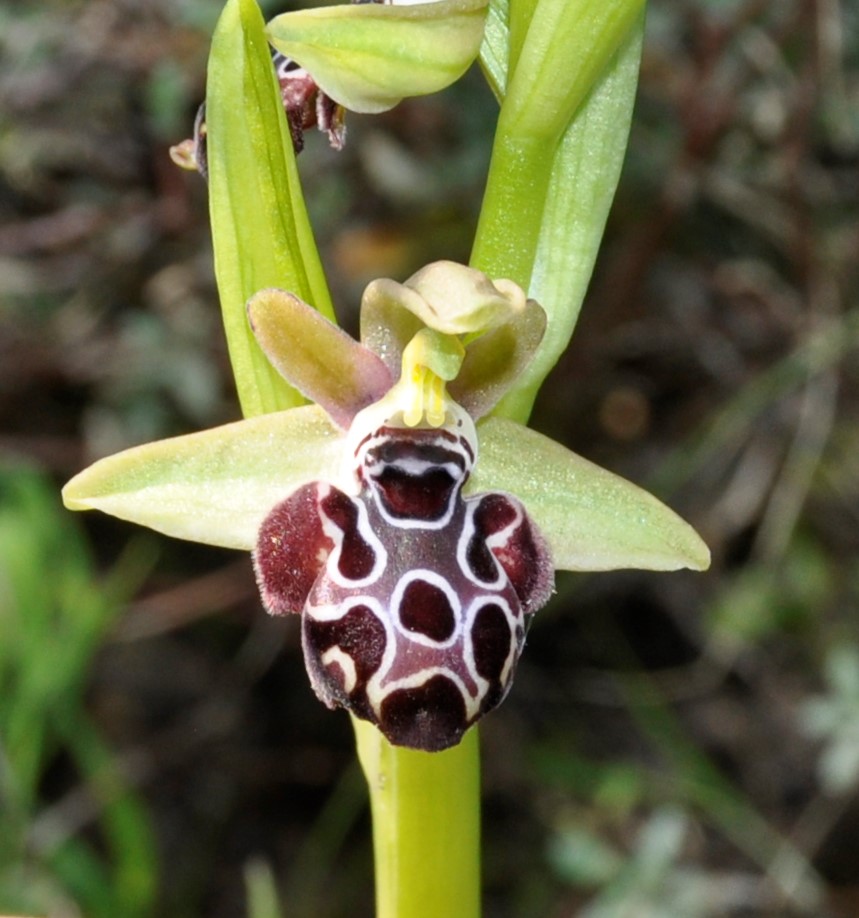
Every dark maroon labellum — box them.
[254,422,553,752]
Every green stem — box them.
[354,719,481,918]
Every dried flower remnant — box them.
[169,41,357,176]
[170,0,387,173]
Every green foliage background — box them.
[1,0,858,915]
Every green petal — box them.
[62,406,344,551]
[469,418,710,572]
[451,297,546,418]
[266,0,488,114]
[360,283,425,377]
[248,288,393,429]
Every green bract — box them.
[266,0,489,114]
[206,0,334,418]
[63,264,709,575]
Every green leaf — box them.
[266,0,489,114]
[469,418,711,572]
[206,0,334,418]
[478,0,508,100]
[62,406,344,551]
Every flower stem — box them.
[354,718,481,918]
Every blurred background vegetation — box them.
[1,0,858,915]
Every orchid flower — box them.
[63,0,704,910]
[63,261,709,753]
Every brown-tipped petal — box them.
[248,288,393,429]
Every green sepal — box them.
[62,406,344,551]
[248,288,393,429]
[469,418,711,572]
[266,0,489,114]
[206,0,335,419]
[60,406,710,572]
